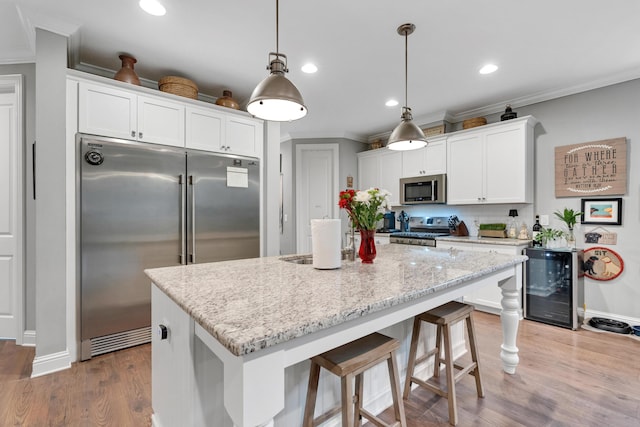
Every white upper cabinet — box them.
[401,137,446,177]
[357,151,379,191]
[378,150,402,206]
[357,148,402,206]
[78,82,137,141]
[137,95,185,147]
[185,106,225,152]
[78,82,185,147]
[76,77,263,157]
[225,115,263,158]
[446,116,537,205]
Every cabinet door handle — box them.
[139,132,143,139]
[131,130,136,137]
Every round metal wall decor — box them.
[582,247,624,281]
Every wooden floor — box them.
[1,312,639,426]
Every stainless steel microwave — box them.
[399,174,446,204]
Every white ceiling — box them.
[3,0,640,141]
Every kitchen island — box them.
[146,244,526,427]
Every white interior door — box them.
[0,77,23,340]
[295,144,339,254]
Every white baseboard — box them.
[31,349,72,378]
[582,308,640,327]
[22,330,36,347]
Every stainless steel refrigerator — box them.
[77,134,260,360]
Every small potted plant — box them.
[535,228,564,249]
[553,208,582,248]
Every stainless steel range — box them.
[390,216,450,247]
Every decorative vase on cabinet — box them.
[358,230,377,264]
[114,54,141,86]
[215,90,240,110]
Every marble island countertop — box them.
[145,244,527,357]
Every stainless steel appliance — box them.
[77,134,260,360]
[399,173,446,205]
[523,248,584,330]
[389,216,450,247]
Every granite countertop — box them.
[437,235,533,246]
[145,245,527,357]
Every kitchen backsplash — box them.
[388,203,535,237]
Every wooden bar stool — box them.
[403,301,484,426]
[303,332,407,427]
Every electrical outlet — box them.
[540,214,549,226]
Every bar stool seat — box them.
[403,301,484,426]
[303,332,407,427]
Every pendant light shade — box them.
[247,53,307,121]
[247,0,307,122]
[387,23,427,151]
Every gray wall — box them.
[0,63,36,331]
[34,29,68,356]
[516,80,640,320]
[280,138,366,255]
[408,80,640,321]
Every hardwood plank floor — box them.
[1,312,639,426]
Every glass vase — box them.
[567,227,576,249]
[358,229,376,264]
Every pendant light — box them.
[387,23,427,151]
[247,0,307,121]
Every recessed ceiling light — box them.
[385,99,399,107]
[479,64,498,74]
[301,63,318,74]
[139,0,166,16]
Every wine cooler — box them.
[523,248,584,330]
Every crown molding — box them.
[450,68,640,122]
[286,130,367,143]
[72,62,218,104]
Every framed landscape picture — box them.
[581,198,622,225]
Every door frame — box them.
[0,74,24,343]
[295,143,339,253]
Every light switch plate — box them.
[540,214,550,226]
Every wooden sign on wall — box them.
[555,137,627,197]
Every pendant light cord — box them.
[404,28,408,110]
[275,0,279,55]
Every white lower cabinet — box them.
[438,240,529,315]
[353,233,390,249]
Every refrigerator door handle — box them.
[179,174,186,265]
[189,175,195,263]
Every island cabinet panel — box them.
[357,149,402,206]
[446,116,536,205]
[439,239,529,316]
[401,137,447,178]
[151,286,234,427]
